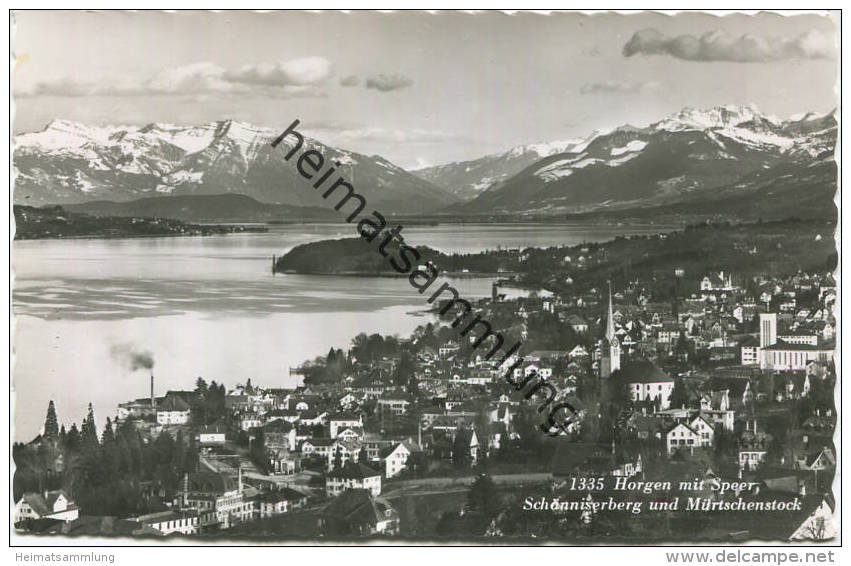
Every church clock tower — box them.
[600,282,621,379]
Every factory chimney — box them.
[151,374,156,409]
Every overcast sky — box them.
[12,10,839,168]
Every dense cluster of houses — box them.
[14,266,836,539]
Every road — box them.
[382,472,553,499]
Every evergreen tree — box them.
[76,404,103,486]
[101,418,119,478]
[80,403,98,446]
[357,446,369,464]
[467,474,500,516]
[333,446,343,470]
[669,377,689,409]
[43,400,59,441]
[453,430,471,469]
[65,423,81,452]
[101,417,115,445]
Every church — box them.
[599,283,621,379]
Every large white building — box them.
[760,342,834,371]
[135,510,200,535]
[760,313,777,348]
[615,361,675,410]
[756,311,832,371]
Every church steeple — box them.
[605,281,616,342]
[600,281,621,379]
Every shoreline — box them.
[273,269,515,278]
[13,226,269,242]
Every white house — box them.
[689,415,715,446]
[255,491,293,519]
[198,423,227,445]
[240,413,263,431]
[336,427,364,442]
[666,421,712,455]
[156,394,191,425]
[329,412,363,438]
[381,441,420,479]
[513,363,552,381]
[326,462,382,497]
[739,448,768,472]
[14,490,79,523]
[377,395,411,416]
[568,345,589,359]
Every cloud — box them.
[409,157,432,170]
[16,57,332,98]
[623,28,835,62]
[365,73,413,92]
[339,75,360,87]
[304,122,463,145]
[579,80,661,94]
[225,57,332,86]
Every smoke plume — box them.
[110,343,155,372]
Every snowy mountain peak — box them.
[508,138,592,159]
[13,119,457,213]
[654,104,778,132]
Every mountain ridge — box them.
[13,118,459,215]
[443,105,836,218]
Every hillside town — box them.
[14,257,837,540]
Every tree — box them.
[101,418,119,478]
[453,430,471,469]
[674,331,693,363]
[80,403,98,447]
[101,417,115,445]
[467,474,500,516]
[43,400,59,441]
[332,446,343,470]
[669,377,689,410]
[394,352,415,387]
[65,423,81,452]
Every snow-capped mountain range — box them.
[13,119,457,214]
[412,137,597,201]
[441,104,836,216]
[13,105,837,220]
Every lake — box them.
[12,222,672,440]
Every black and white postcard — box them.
[9,9,841,551]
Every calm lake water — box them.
[12,222,672,440]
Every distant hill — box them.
[65,193,338,223]
[14,119,458,214]
[276,218,837,296]
[275,236,521,275]
[13,204,266,240]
